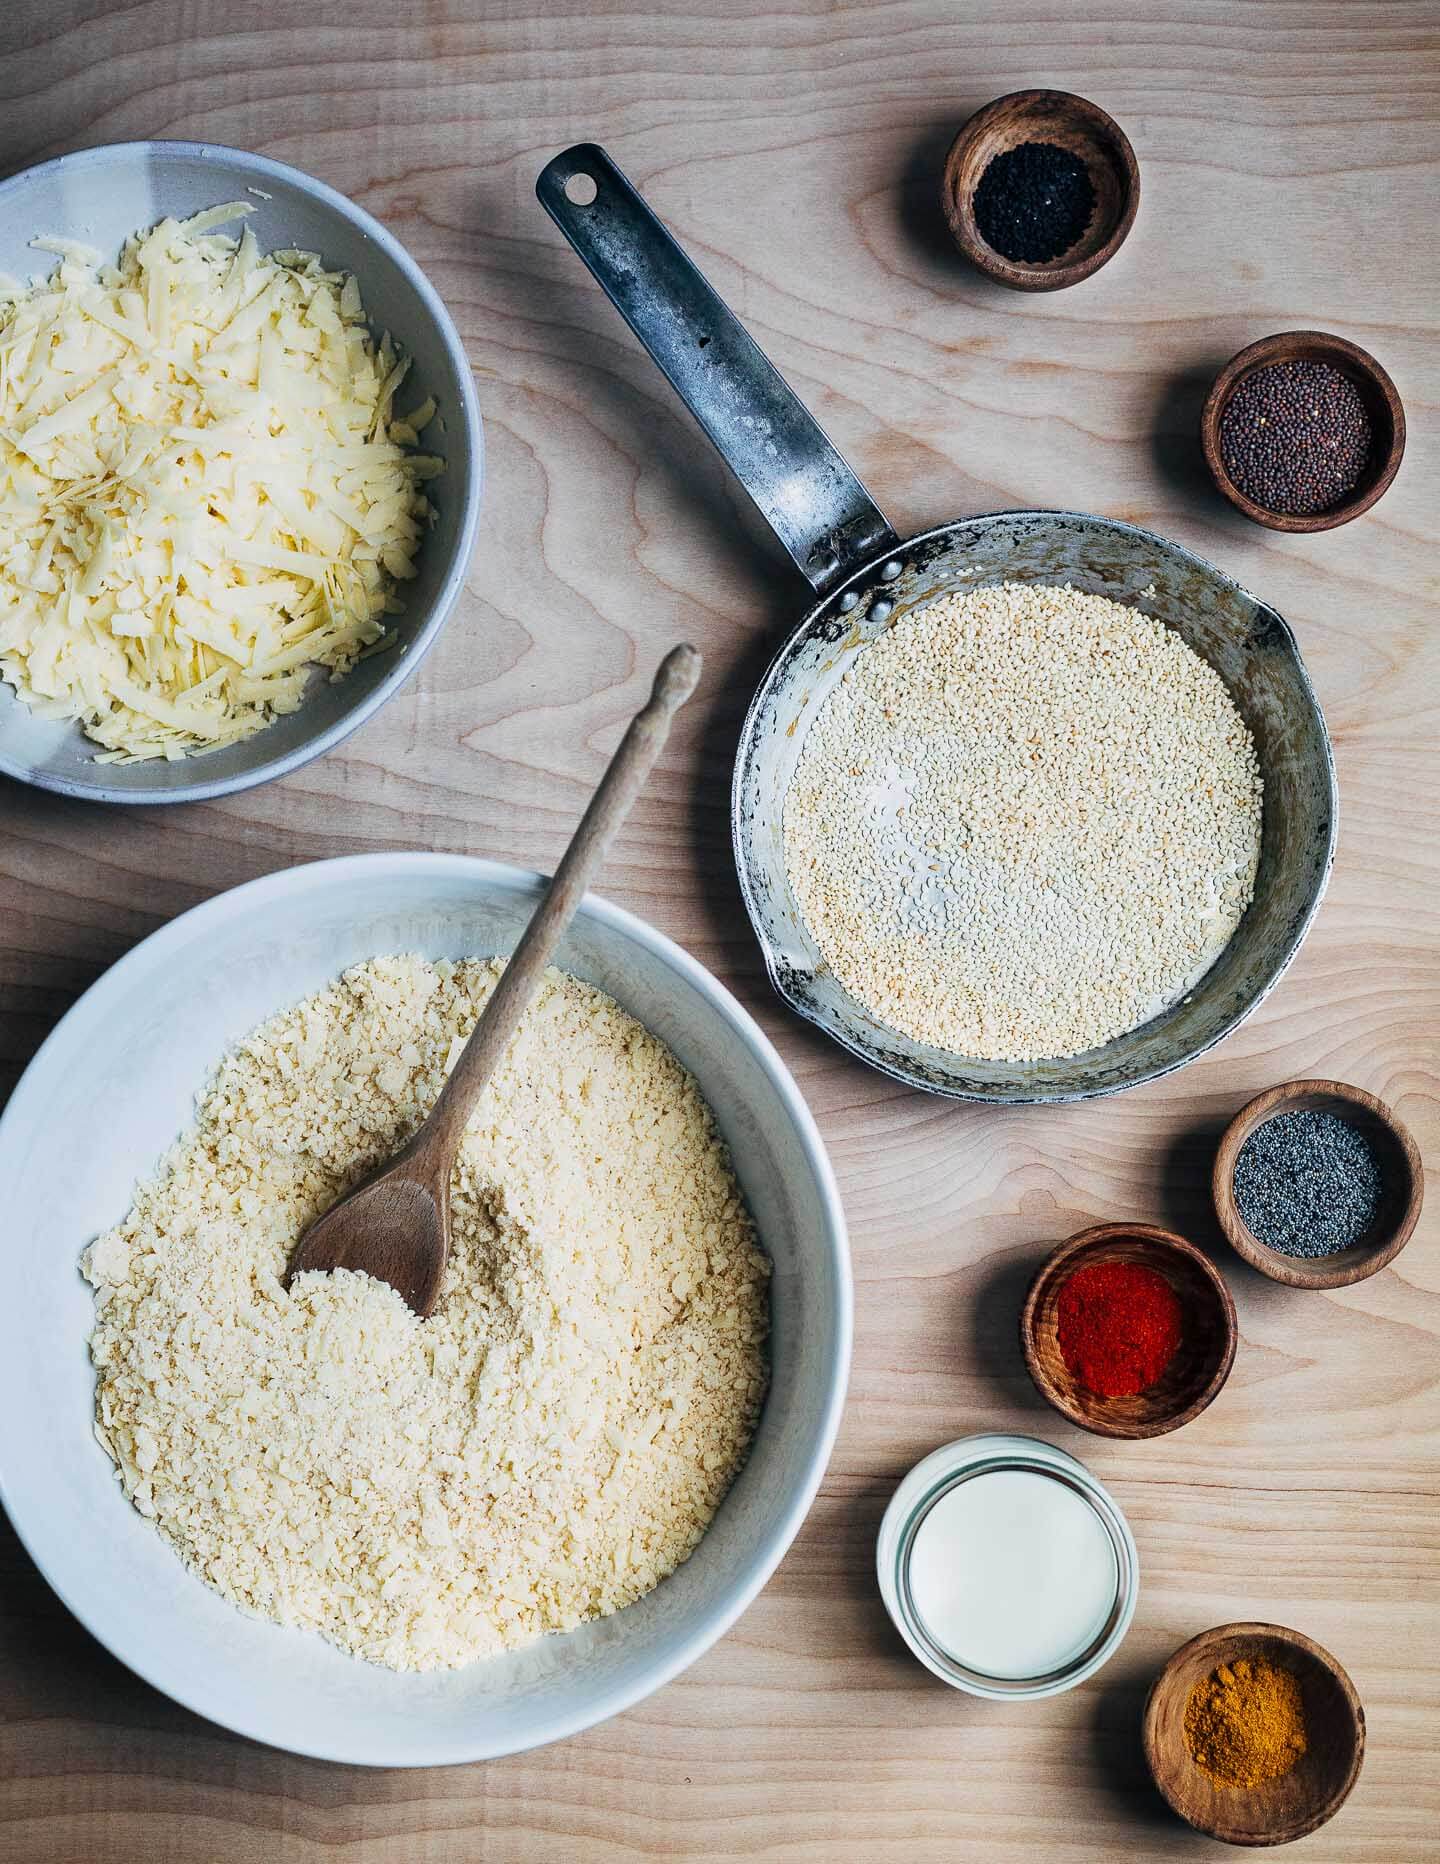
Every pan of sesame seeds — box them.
[539,144,1339,1101]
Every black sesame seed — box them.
[972,142,1096,266]
[1232,1109,1384,1258]
[1219,360,1372,516]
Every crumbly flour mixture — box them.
[83,958,769,1672]
[784,583,1263,1062]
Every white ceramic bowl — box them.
[0,142,484,804]
[0,854,851,1764]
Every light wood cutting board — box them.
[0,1,1435,1858]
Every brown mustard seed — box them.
[1219,359,1372,516]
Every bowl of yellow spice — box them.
[1143,1621,1365,1846]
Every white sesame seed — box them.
[783,583,1263,1063]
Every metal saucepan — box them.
[537,144,1337,1103]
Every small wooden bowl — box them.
[941,89,1139,291]
[1020,1223,1236,1439]
[1200,332,1405,532]
[1144,1622,1365,1847]
[1213,1078,1423,1290]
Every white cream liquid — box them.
[908,1469,1119,1679]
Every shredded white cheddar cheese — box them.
[0,204,443,761]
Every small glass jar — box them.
[877,1432,1138,1699]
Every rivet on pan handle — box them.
[537,143,900,598]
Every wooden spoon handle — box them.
[418,644,702,1162]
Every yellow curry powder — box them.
[1184,1657,1308,1788]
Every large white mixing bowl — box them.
[0,854,850,1765]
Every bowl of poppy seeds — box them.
[1214,1079,1424,1289]
[1021,1223,1237,1439]
[941,90,1139,291]
[1201,331,1406,532]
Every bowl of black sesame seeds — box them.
[941,89,1139,292]
[1201,331,1406,533]
[1213,1079,1423,1289]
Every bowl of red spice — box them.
[1200,331,1405,533]
[1143,1621,1365,1846]
[1021,1223,1237,1440]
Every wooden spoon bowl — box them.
[1213,1078,1423,1289]
[941,89,1139,291]
[1200,331,1405,532]
[1144,1622,1365,1847]
[1021,1223,1236,1439]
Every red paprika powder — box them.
[1055,1260,1184,1397]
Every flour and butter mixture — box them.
[83,958,769,1672]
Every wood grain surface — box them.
[1,2,1436,1858]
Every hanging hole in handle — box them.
[564,172,598,207]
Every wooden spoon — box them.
[287,643,702,1315]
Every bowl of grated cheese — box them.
[0,853,851,1764]
[0,141,482,802]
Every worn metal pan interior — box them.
[732,510,1336,1102]
[539,144,1337,1103]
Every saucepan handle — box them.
[537,143,900,598]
